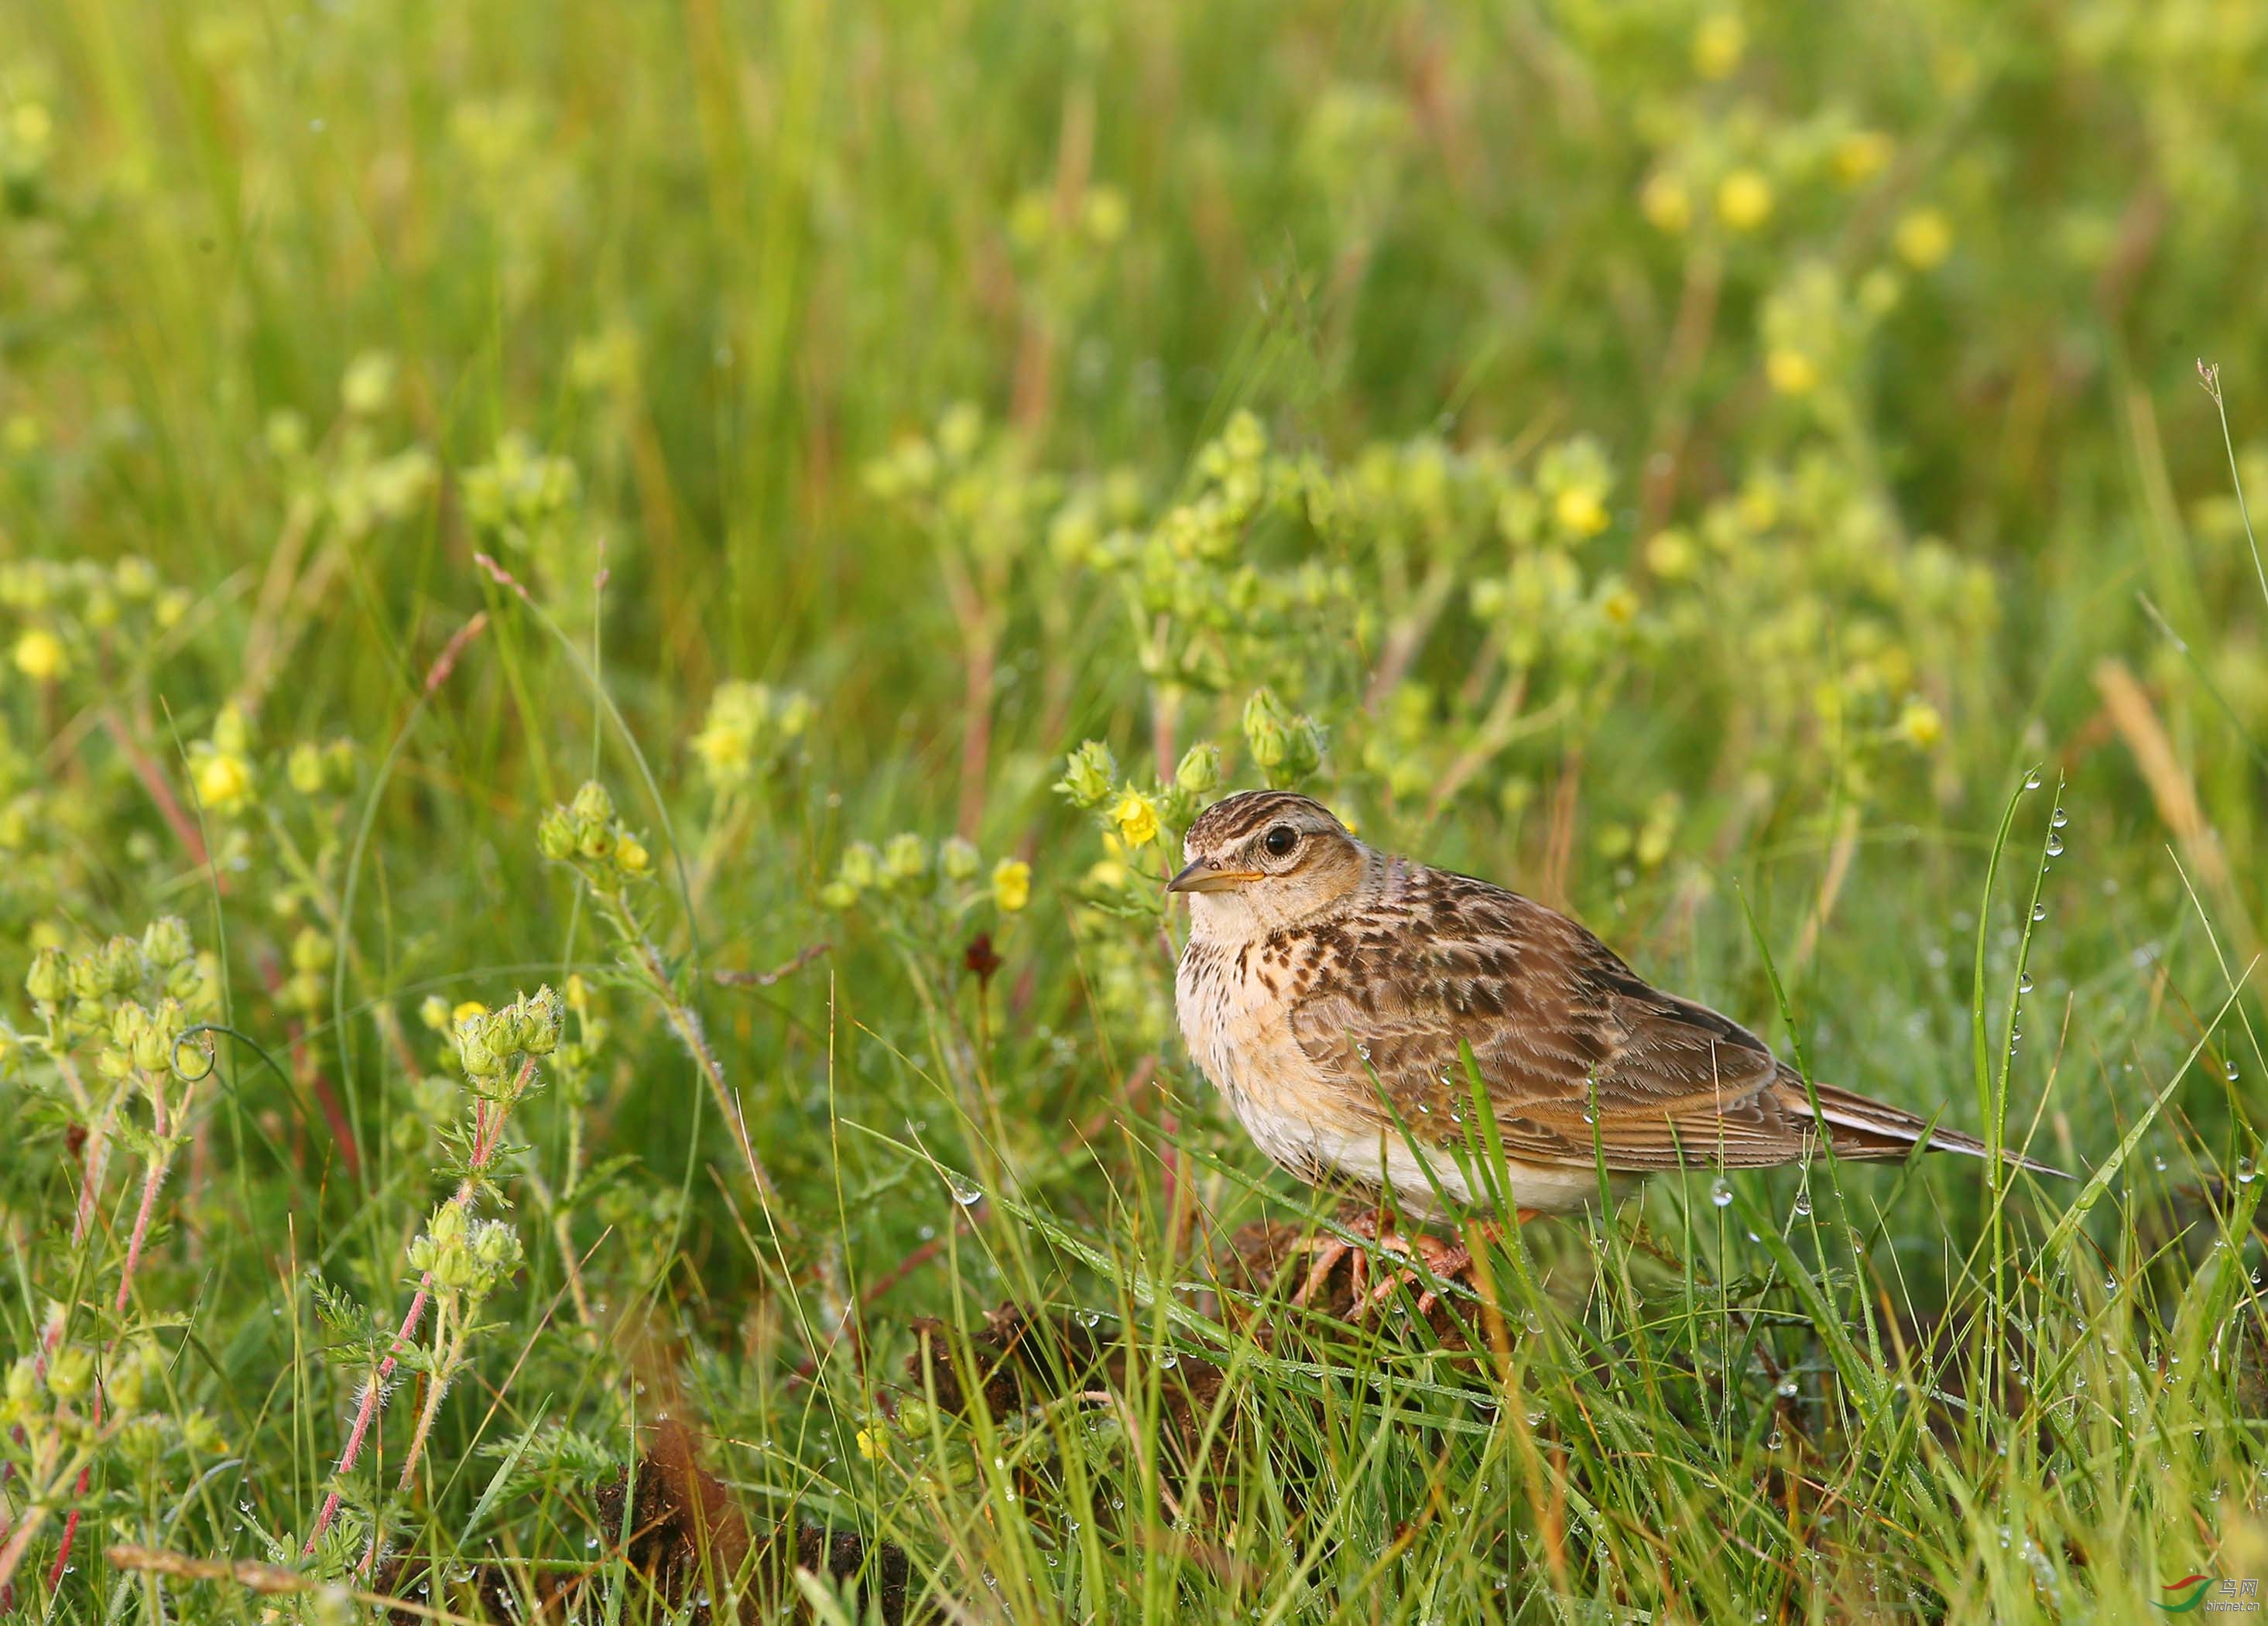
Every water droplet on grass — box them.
[947,1173,983,1206]
[2240,1156,2259,1185]
[1792,1191,1812,1218]
[1711,1178,1733,1207]
[2020,973,2033,993]
[2047,834,2064,857]
[2024,770,2043,790]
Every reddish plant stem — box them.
[300,1057,531,1556]
[115,1072,172,1314]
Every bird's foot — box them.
[1364,1210,1544,1318]
[1358,1231,1471,1319]
[1290,1207,1389,1306]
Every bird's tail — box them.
[1782,1078,2069,1178]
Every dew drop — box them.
[2024,770,2043,790]
[2032,904,2047,922]
[2228,1059,2242,1083]
[1711,1177,1733,1208]
[947,1173,983,1207]
[2046,833,2064,857]
[1776,1376,1799,1397]
[2240,1156,2259,1186]
[1792,1191,1813,1219]
[1766,1430,1784,1449]
[2020,973,2033,994]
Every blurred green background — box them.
[5,0,2268,1617]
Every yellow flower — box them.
[1600,583,1641,625]
[1716,169,1774,231]
[1639,173,1692,235]
[1833,130,1895,185]
[1083,186,1129,245]
[1893,208,1953,269]
[1893,699,1944,749]
[452,1001,488,1024]
[1766,348,1820,396]
[991,858,1033,913]
[12,628,65,681]
[191,751,253,812]
[1553,487,1610,538]
[1644,529,1698,580]
[1692,12,1746,78]
[1111,791,1160,849]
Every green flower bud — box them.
[103,935,143,994]
[287,742,327,796]
[70,951,111,1002]
[181,1410,225,1455]
[291,926,335,974]
[428,1200,468,1248]
[26,947,67,1007]
[838,841,880,891]
[569,780,616,827]
[883,833,929,883]
[819,880,858,911]
[48,1345,94,1402]
[473,1220,523,1272]
[536,810,576,861]
[1053,740,1117,808]
[420,994,451,1032]
[1242,686,1324,786]
[576,820,615,863]
[455,1017,502,1079]
[132,1015,171,1074]
[1174,742,1222,796]
[519,985,564,1056]
[108,1347,151,1415]
[940,837,982,881]
[5,1355,39,1409]
[141,916,194,970]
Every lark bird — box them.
[1170,789,2062,1301]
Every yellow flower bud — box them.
[192,751,254,812]
[1716,169,1774,231]
[1893,207,1953,269]
[12,628,66,681]
[1766,349,1820,396]
[1833,130,1895,185]
[1691,12,1745,78]
[991,858,1033,914]
[1639,173,1692,235]
[1554,487,1610,538]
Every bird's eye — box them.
[1262,825,1298,857]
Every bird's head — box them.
[1167,790,1368,937]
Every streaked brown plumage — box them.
[1170,789,2061,1227]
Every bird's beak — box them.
[1166,858,1261,895]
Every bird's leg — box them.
[1395,1210,1543,1317]
[1291,1206,1388,1306]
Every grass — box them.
[3,0,2268,1619]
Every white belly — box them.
[1176,941,1609,1218]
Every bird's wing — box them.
[1286,869,1812,1172]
